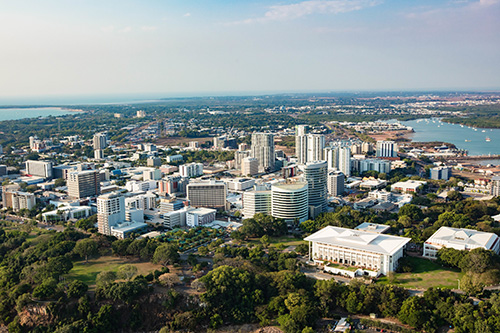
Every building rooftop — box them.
[111,221,147,233]
[355,222,390,234]
[425,227,498,249]
[272,182,308,191]
[304,226,411,256]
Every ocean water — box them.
[399,118,500,156]
[0,108,74,121]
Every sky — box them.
[0,0,499,100]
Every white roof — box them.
[392,180,426,190]
[355,222,390,234]
[425,227,498,250]
[304,226,411,256]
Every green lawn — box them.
[67,255,162,287]
[247,235,305,247]
[377,257,464,289]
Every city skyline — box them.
[1,0,499,99]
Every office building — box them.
[2,188,36,212]
[376,141,398,158]
[391,180,426,193]
[271,182,308,224]
[125,192,156,211]
[302,161,328,218]
[162,206,193,229]
[125,180,157,193]
[25,160,53,178]
[158,176,189,196]
[67,170,101,199]
[166,154,183,163]
[492,176,500,197]
[179,163,203,178]
[147,157,162,167]
[159,197,186,214]
[430,166,452,181]
[305,226,411,277]
[241,157,259,176]
[328,171,344,196]
[423,227,500,258]
[251,133,275,173]
[186,208,217,227]
[143,168,162,181]
[187,180,227,210]
[324,146,338,170]
[226,178,255,192]
[97,192,126,235]
[242,189,272,219]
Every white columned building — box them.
[305,226,411,277]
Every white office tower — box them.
[338,147,351,177]
[179,163,204,178]
[376,141,398,158]
[25,160,53,178]
[307,134,325,162]
[242,189,272,219]
[328,171,345,196]
[491,176,500,197]
[187,180,227,210]
[97,192,125,235]
[271,182,308,224]
[251,133,275,173]
[241,157,259,176]
[302,161,328,218]
[295,125,308,164]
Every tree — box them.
[117,264,138,281]
[398,297,429,329]
[54,178,66,187]
[198,246,209,256]
[153,244,180,266]
[67,280,88,298]
[73,238,98,263]
[96,271,117,286]
[158,273,181,288]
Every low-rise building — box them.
[186,208,217,227]
[391,180,426,193]
[305,225,411,277]
[423,227,500,258]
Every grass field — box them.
[377,257,464,289]
[67,255,162,287]
[247,235,305,248]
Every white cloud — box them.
[232,0,380,24]
[121,26,132,33]
[183,12,191,17]
[141,26,157,32]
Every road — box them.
[3,214,65,232]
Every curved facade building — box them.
[271,182,308,223]
[302,161,328,217]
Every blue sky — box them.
[0,0,499,98]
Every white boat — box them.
[486,137,491,142]
[482,130,486,133]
